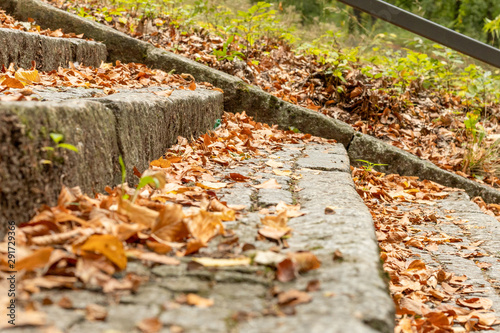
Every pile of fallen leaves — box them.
[46,0,500,188]
[0,112,325,327]
[0,9,85,38]
[0,61,219,101]
[353,167,500,332]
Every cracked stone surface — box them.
[391,191,500,331]
[5,142,395,333]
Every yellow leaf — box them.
[80,235,127,270]
[273,169,292,176]
[15,69,40,84]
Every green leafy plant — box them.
[131,175,161,203]
[461,111,500,176]
[356,159,388,180]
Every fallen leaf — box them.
[152,204,188,242]
[277,289,312,306]
[253,179,282,189]
[457,298,493,310]
[191,257,251,267]
[85,304,108,321]
[266,159,284,168]
[276,258,297,282]
[80,234,127,270]
[186,293,213,307]
[288,252,321,272]
[136,317,162,333]
[16,247,53,272]
[196,181,227,190]
[273,169,292,176]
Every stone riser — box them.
[0,27,107,70]
[0,89,223,234]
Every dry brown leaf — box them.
[137,317,163,333]
[118,199,159,227]
[191,257,250,267]
[288,252,321,273]
[277,289,312,306]
[152,204,188,242]
[186,293,213,307]
[85,304,108,321]
[276,258,297,282]
[456,298,493,310]
[16,247,53,272]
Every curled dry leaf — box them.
[151,204,188,242]
[456,298,493,310]
[277,289,312,306]
[288,252,321,273]
[85,304,108,321]
[136,317,163,333]
[118,199,159,228]
[276,258,297,282]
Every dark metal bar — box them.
[337,0,500,68]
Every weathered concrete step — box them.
[0,27,106,70]
[6,142,394,333]
[3,0,500,203]
[0,88,223,235]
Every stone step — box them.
[6,142,395,333]
[0,27,106,70]
[3,0,499,203]
[0,87,223,234]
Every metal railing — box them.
[337,0,500,69]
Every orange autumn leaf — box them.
[186,293,213,307]
[16,247,53,272]
[136,317,162,333]
[15,69,41,84]
[229,173,250,182]
[80,235,127,270]
[406,259,426,271]
[188,81,196,90]
[186,210,225,244]
[1,76,24,88]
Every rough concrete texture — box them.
[0,28,107,70]
[394,191,500,325]
[4,0,499,205]
[5,143,394,333]
[348,133,500,203]
[0,88,223,234]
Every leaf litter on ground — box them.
[46,0,500,188]
[352,166,500,332]
[0,112,326,329]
